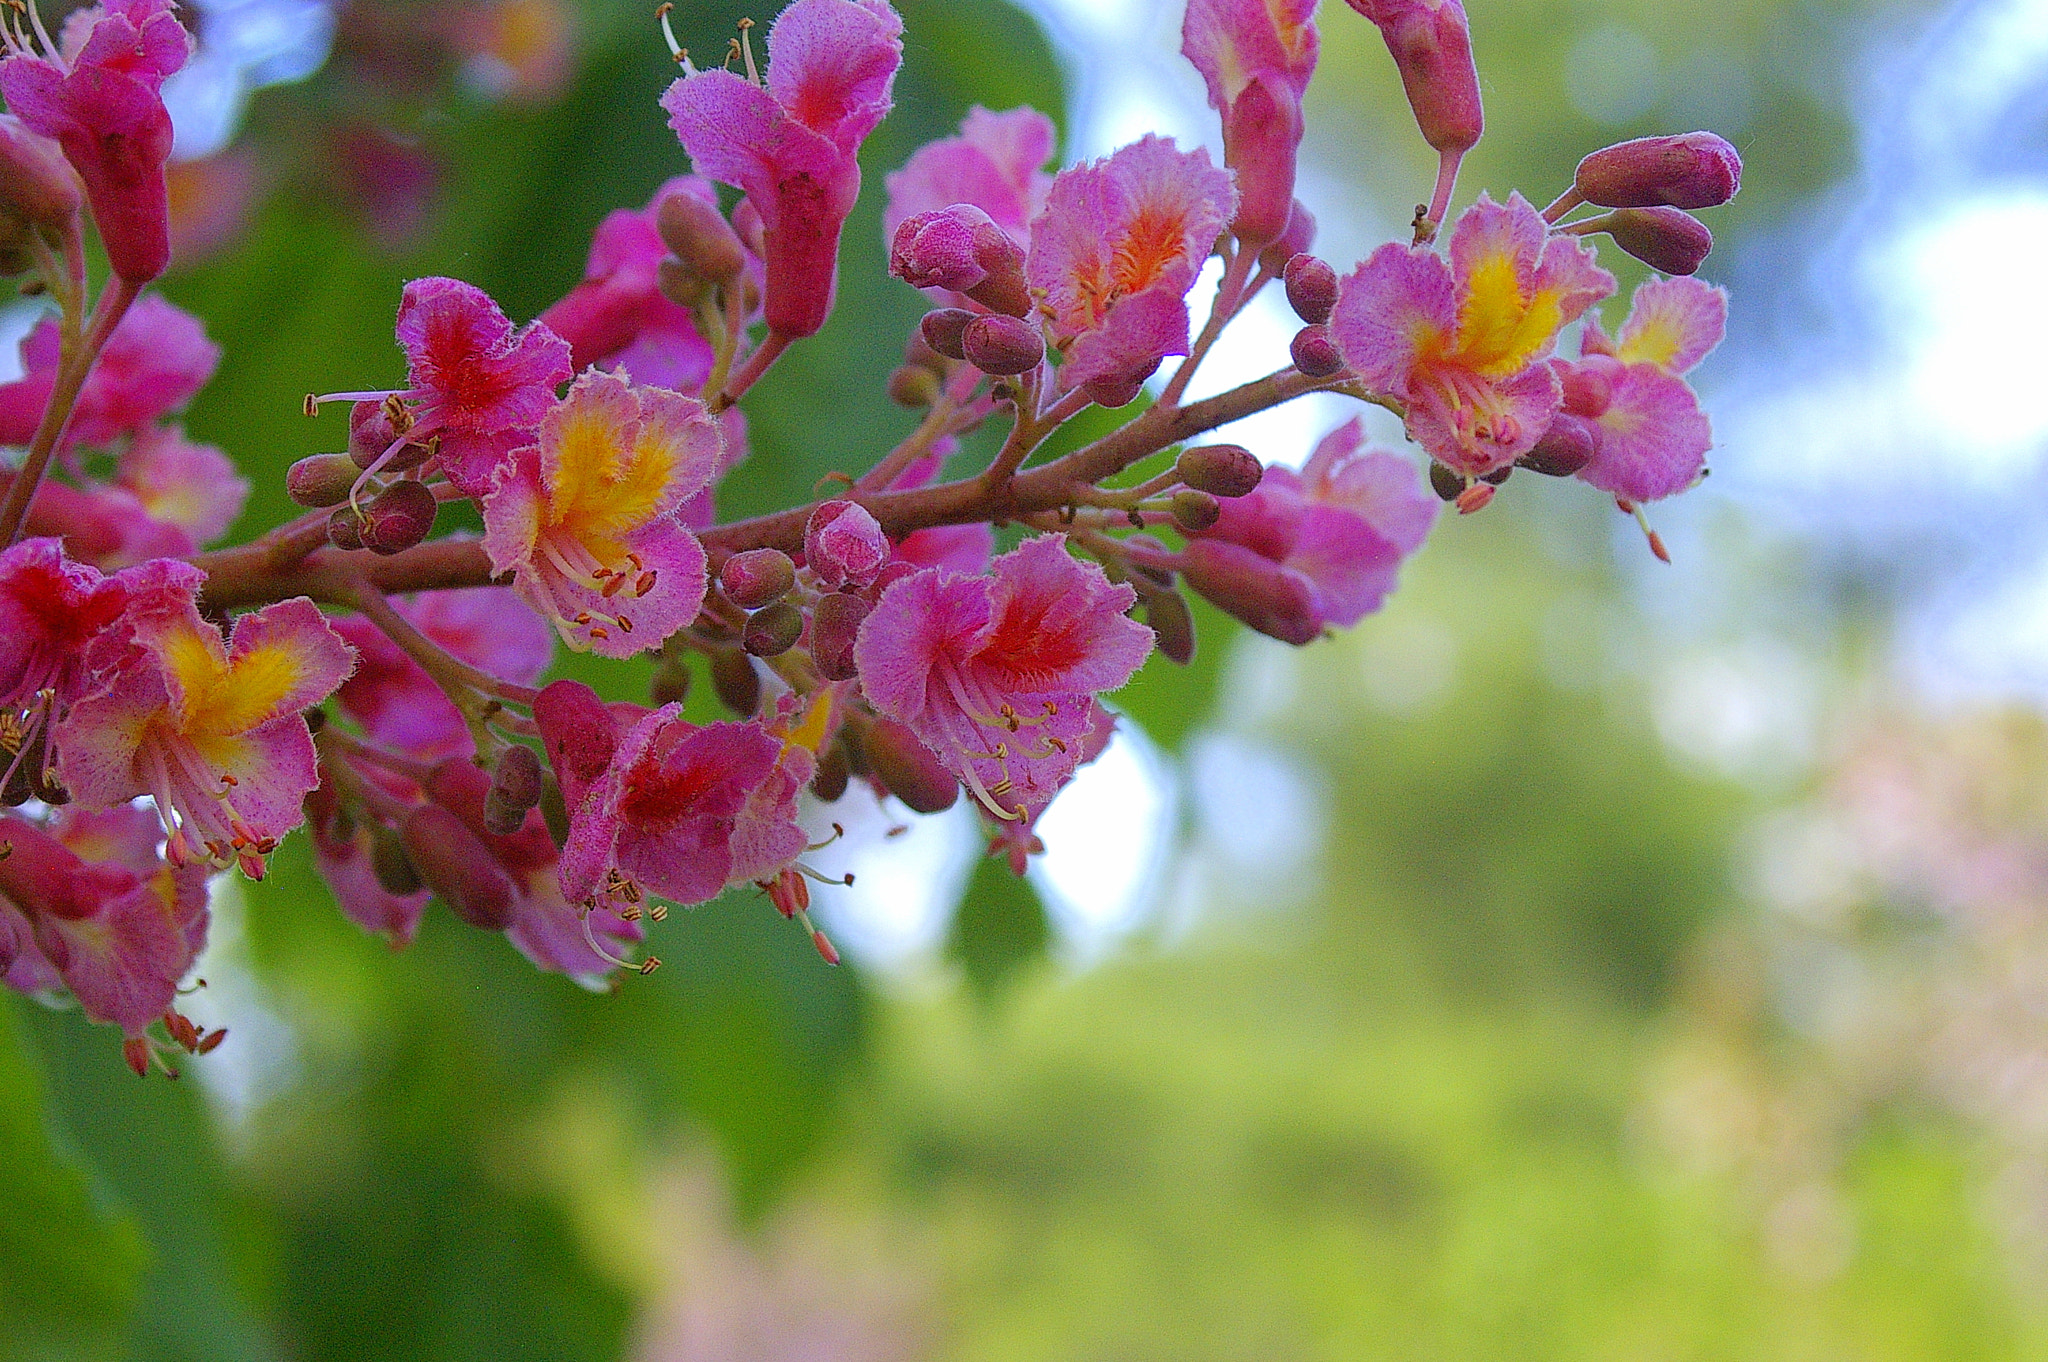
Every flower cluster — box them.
[0,0,1738,1072]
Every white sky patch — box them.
[1186,731,1324,909]
[1030,719,1179,955]
[186,876,299,1132]
[161,0,335,161]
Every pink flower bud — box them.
[805,500,890,590]
[861,716,959,814]
[742,600,805,657]
[349,400,431,472]
[286,453,360,507]
[1283,253,1338,325]
[1140,584,1197,665]
[811,591,870,682]
[961,313,1045,376]
[327,506,366,550]
[533,678,620,805]
[1177,443,1264,498]
[1519,413,1597,477]
[1598,206,1714,276]
[890,204,1030,317]
[709,647,760,717]
[360,479,439,555]
[401,805,516,929]
[0,115,78,234]
[1346,0,1484,158]
[483,745,545,836]
[920,307,975,361]
[1180,538,1321,646]
[1290,323,1346,377]
[1574,132,1741,210]
[811,741,851,802]
[1258,199,1317,275]
[719,547,796,609]
[654,187,747,285]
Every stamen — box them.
[655,2,686,62]
[1617,498,1671,563]
[736,16,761,84]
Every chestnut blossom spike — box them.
[0,0,192,281]
[57,593,356,877]
[1181,0,1318,246]
[853,534,1153,823]
[1328,191,1614,478]
[662,0,904,340]
[1026,135,1237,402]
[481,367,719,658]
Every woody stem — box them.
[0,273,140,547]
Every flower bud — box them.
[1518,413,1598,477]
[1289,324,1346,377]
[1170,488,1221,533]
[1259,199,1318,276]
[920,307,975,361]
[719,547,796,609]
[360,479,439,555]
[709,647,761,716]
[327,506,366,551]
[286,452,360,507]
[1574,132,1741,210]
[657,257,710,309]
[1282,254,1338,325]
[861,717,959,813]
[1177,443,1264,498]
[349,400,431,472]
[811,591,869,682]
[961,314,1045,376]
[890,204,1031,316]
[1346,0,1484,158]
[483,744,545,835]
[649,652,692,706]
[1141,584,1196,665]
[655,188,748,285]
[805,500,890,590]
[1428,461,1464,501]
[370,823,423,896]
[0,116,78,235]
[1597,206,1714,276]
[742,600,805,657]
[810,739,851,802]
[401,805,516,930]
[888,363,941,407]
[1180,539,1321,646]
[903,327,946,373]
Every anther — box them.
[302,393,319,417]
[639,956,662,975]
[736,16,760,83]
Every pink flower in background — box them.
[557,707,813,909]
[1182,419,1438,643]
[1182,0,1319,246]
[332,587,554,762]
[116,426,248,548]
[1553,274,1726,501]
[305,772,431,947]
[539,177,726,390]
[383,276,572,498]
[854,534,1153,822]
[884,104,1055,250]
[1027,135,1236,403]
[0,293,219,447]
[1330,191,1613,477]
[0,806,209,1035]
[481,368,719,657]
[662,0,903,340]
[58,594,356,877]
[0,0,193,282]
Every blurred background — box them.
[11,0,2048,1355]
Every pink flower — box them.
[113,424,248,548]
[332,586,554,762]
[1027,135,1237,404]
[853,534,1153,822]
[1181,0,1318,246]
[0,536,134,712]
[0,0,193,282]
[538,177,724,390]
[305,770,430,946]
[0,805,209,1035]
[481,368,719,658]
[1180,419,1438,643]
[1552,274,1726,502]
[552,700,814,910]
[883,105,1055,251]
[375,276,572,498]
[662,0,903,340]
[58,593,356,877]
[1329,191,1613,478]
[0,293,219,446]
